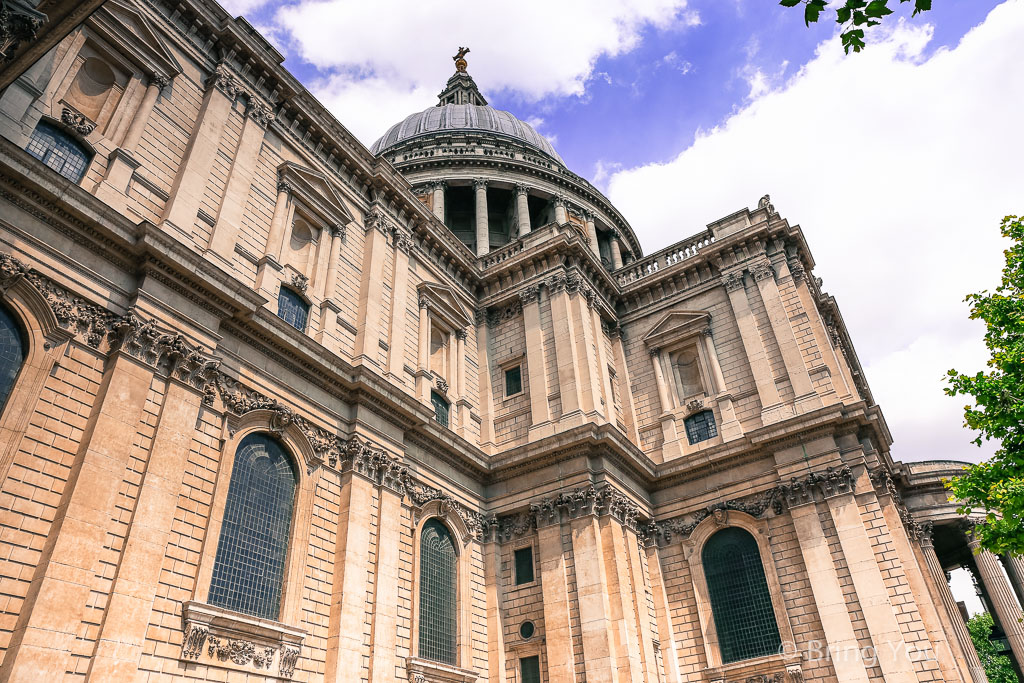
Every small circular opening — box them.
[519,620,535,640]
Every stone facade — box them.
[0,3,1009,683]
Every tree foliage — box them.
[967,611,1019,683]
[778,0,933,53]
[946,216,1024,556]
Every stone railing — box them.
[615,230,715,287]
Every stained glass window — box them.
[431,390,449,428]
[277,286,309,331]
[25,122,92,183]
[520,655,541,683]
[418,519,457,664]
[209,433,296,621]
[0,306,24,413]
[702,527,781,663]
[685,409,718,444]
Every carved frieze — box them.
[404,473,487,543]
[529,482,644,531]
[0,0,45,61]
[60,107,95,136]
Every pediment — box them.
[417,282,472,331]
[643,310,711,348]
[279,162,354,228]
[90,0,181,79]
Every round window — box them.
[519,620,535,640]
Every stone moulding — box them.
[179,601,305,679]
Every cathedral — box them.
[0,1,1020,682]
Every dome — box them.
[370,102,564,165]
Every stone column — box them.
[971,538,1024,669]
[326,470,376,683]
[548,275,583,419]
[1002,554,1024,609]
[0,353,155,683]
[701,327,742,440]
[590,304,613,423]
[584,210,601,258]
[788,500,872,683]
[208,101,274,262]
[623,529,661,683]
[354,215,389,368]
[646,544,683,683]
[474,178,489,257]
[750,259,821,414]
[610,327,641,444]
[553,195,568,225]
[609,230,624,270]
[515,183,531,236]
[85,379,207,682]
[571,514,620,683]
[475,311,495,448]
[824,489,918,682]
[520,286,551,432]
[453,329,467,435]
[920,536,988,683]
[537,522,575,683]
[162,66,238,234]
[650,348,679,445]
[723,271,785,423]
[417,300,431,402]
[483,536,508,683]
[322,225,345,301]
[368,483,404,683]
[572,288,603,420]
[431,181,445,221]
[386,229,411,381]
[598,517,648,682]
[266,181,294,262]
[95,76,169,203]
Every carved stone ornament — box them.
[61,107,95,136]
[723,271,745,292]
[392,226,415,254]
[207,62,242,99]
[472,177,488,192]
[365,205,393,234]
[0,0,45,62]
[642,489,784,547]
[181,623,209,660]
[247,99,276,128]
[151,74,171,91]
[517,284,540,305]
[435,376,449,394]
[787,256,806,282]
[685,398,704,415]
[277,180,293,196]
[290,273,309,293]
[280,646,300,678]
[751,259,775,282]
[404,474,489,543]
[758,193,775,214]
[330,223,348,242]
[529,483,644,532]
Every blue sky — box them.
[223,0,1024,470]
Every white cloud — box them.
[607,2,1024,463]
[275,0,694,144]
[219,0,270,16]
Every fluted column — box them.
[322,225,345,301]
[971,537,1024,669]
[609,229,624,270]
[266,181,293,261]
[515,183,531,236]
[431,181,445,221]
[920,535,988,683]
[474,178,489,257]
[1002,554,1024,609]
[584,210,600,258]
[553,195,568,225]
[316,224,346,345]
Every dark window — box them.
[277,286,309,331]
[702,527,782,663]
[684,409,718,444]
[0,306,25,413]
[505,365,522,397]
[25,121,92,182]
[208,433,296,620]
[418,519,457,664]
[431,390,449,428]
[520,655,541,683]
[514,546,534,585]
[519,620,535,640]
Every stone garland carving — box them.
[290,273,309,293]
[206,62,277,123]
[435,376,449,394]
[528,483,644,531]
[181,623,209,660]
[403,472,488,542]
[868,467,933,542]
[207,63,242,99]
[60,107,95,136]
[0,1,44,61]
[247,99,276,128]
[347,437,407,494]
[787,256,806,282]
[280,645,301,678]
[517,284,540,306]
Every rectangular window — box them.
[520,655,541,683]
[514,546,534,585]
[505,365,522,397]
[685,409,718,445]
[277,286,309,331]
[431,390,450,429]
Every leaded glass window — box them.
[431,390,449,428]
[685,409,718,444]
[0,306,24,413]
[702,527,781,663]
[277,286,309,331]
[209,433,296,620]
[25,122,92,182]
[418,519,457,664]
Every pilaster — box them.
[536,522,574,683]
[547,274,583,422]
[354,209,390,368]
[571,514,620,683]
[387,228,412,383]
[519,286,551,431]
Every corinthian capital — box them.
[207,63,241,99]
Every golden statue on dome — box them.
[453,47,469,73]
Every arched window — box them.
[418,518,457,664]
[209,433,296,620]
[0,305,25,413]
[702,527,781,663]
[277,286,309,331]
[25,121,92,183]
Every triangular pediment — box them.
[90,0,181,79]
[279,163,355,228]
[643,310,711,348]
[417,282,473,330]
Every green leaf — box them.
[779,0,802,6]
[865,0,894,17]
[804,0,827,25]
[837,7,852,22]
[841,28,866,53]
[913,0,932,15]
